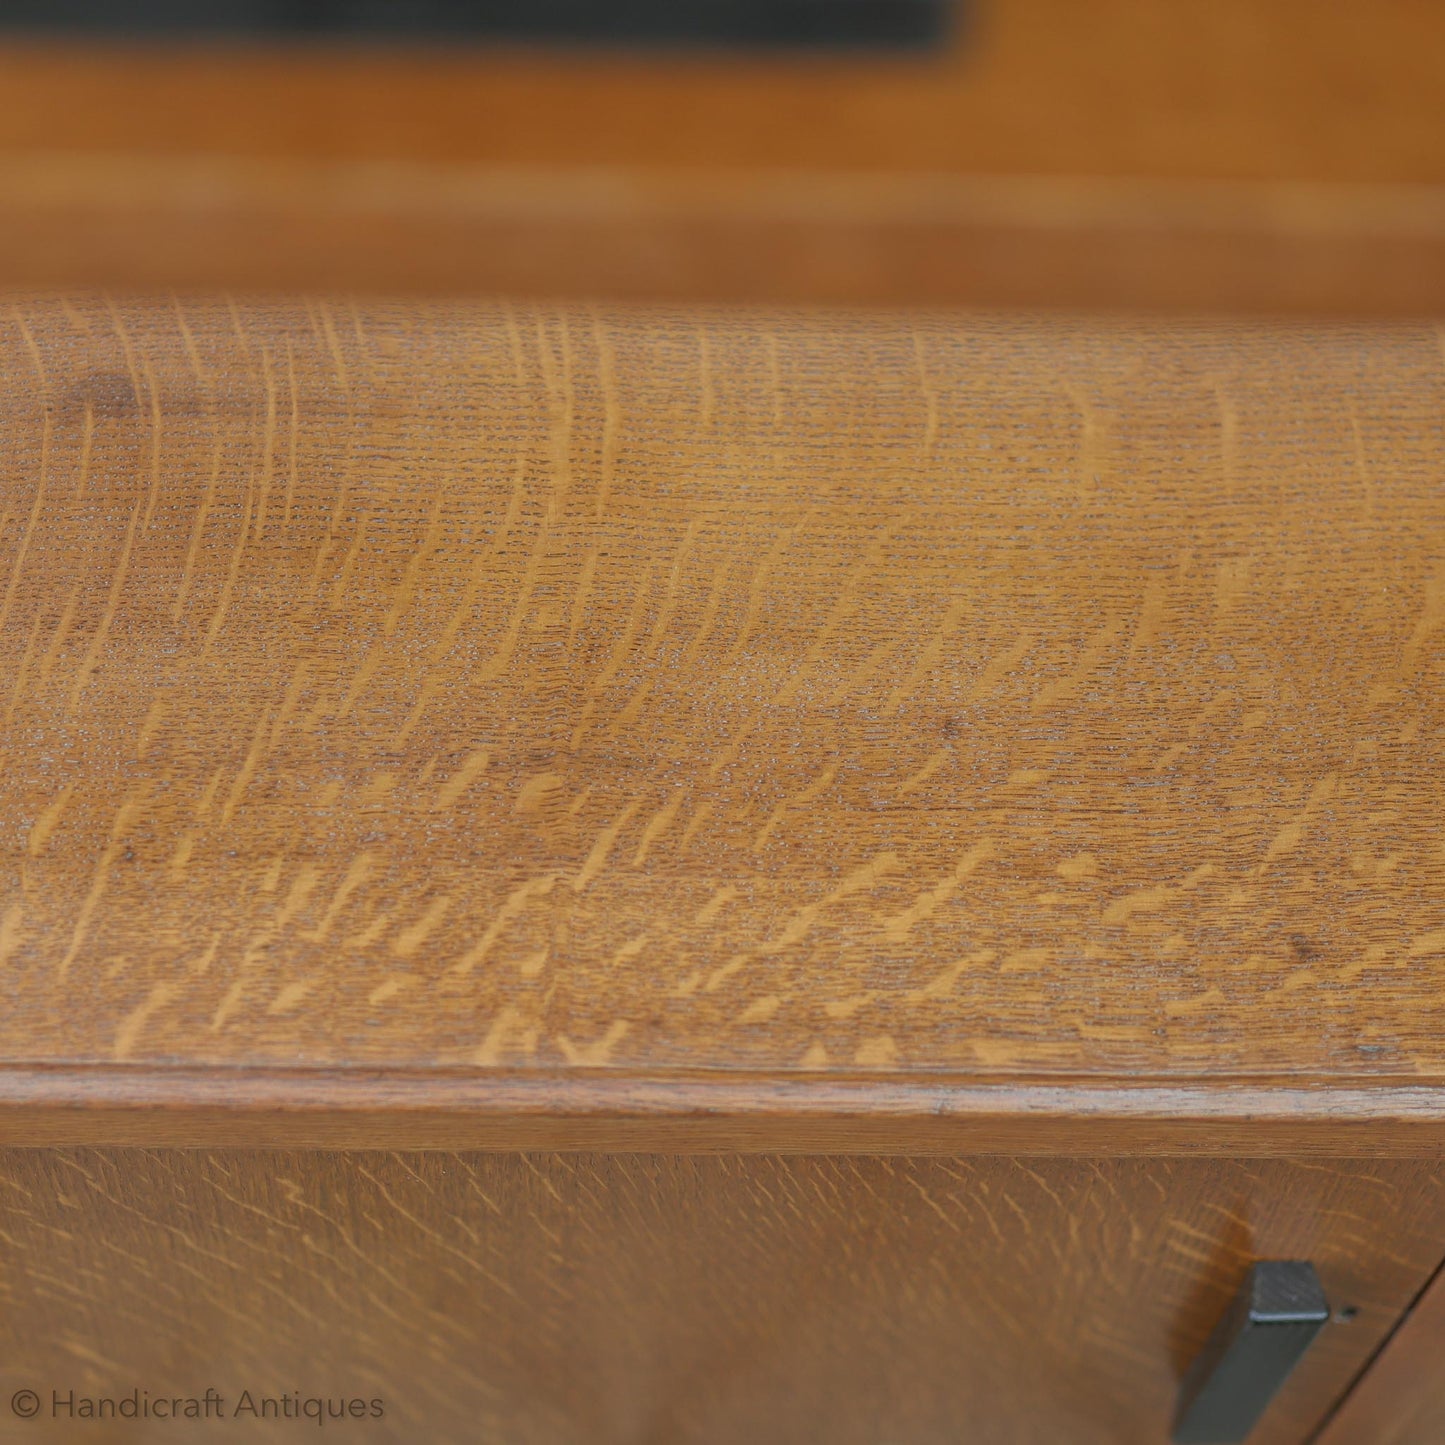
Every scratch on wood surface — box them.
[254,346,279,540]
[762,328,783,425]
[1062,380,1102,499]
[267,660,311,752]
[383,485,445,639]
[102,297,145,414]
[1129,577,1167,660]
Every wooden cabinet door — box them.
[1316,1258,1445,1445]
[0,1150,1441,1445]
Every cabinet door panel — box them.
[0,1151,1440,1444]
[1316,1255,1445,1445]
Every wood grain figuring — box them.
[1315,1250,1445,1445]
[0,1151,1440,1444]
[4,0,1445,305]
[1,297,1444,1147]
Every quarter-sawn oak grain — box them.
[0,1150,1439,1445]
[1,297,1443,1144]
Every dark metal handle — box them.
[0,0,953,49]
[1172,1261,1330,1444]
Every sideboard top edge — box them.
[5,1065,1445,1155]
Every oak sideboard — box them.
[0,295,1442,1442]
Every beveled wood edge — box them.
[8,156,1445,313]
[5,1065,1445,1153]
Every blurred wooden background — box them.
[3,0,1445,309]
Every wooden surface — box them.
[12,161,1445,314]
[17,1071,1445,1156]
[4,0,1445,305]
[7,0,1445,182]
[1316,1249,1445,1445]
[1,296,1443,1146]
[0,1150,1439,1444]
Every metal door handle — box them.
[1173,1260,1330,1443]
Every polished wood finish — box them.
[10,1070,1445,1156]
[0,1150,1439,1444]
[1316,1254,1445,1445]
[1,296,1442,1149]
[9,161,1445,314]
[3,0,1445,306]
